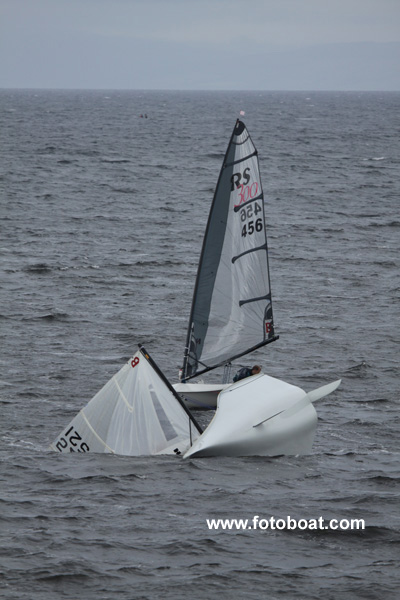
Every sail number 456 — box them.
[242,219,263,237]
[240,202,263,237]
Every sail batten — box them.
[239,294,271,307]
[182,119,277,381]
[232,243,268,264]
[233,193,263,211]
[225,150,258,167]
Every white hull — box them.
[172,382,228,409]
[184,374,340,458]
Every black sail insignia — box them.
[182,120,278,380]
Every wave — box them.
[22,312,70,322]
[101,157,131,164]
[364,474,400,486]
[23,263,53,274]
[344,362,373,379]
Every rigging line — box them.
[224,150,258,168]
[232,243,268,264]
[187,352,210,370]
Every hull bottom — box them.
[184,374,320,458]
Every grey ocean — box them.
[1,90,399,599]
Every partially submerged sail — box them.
[182,119,278,381]
[51,347,202,456]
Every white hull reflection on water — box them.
[1,90,399,600]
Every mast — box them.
[139,345,203,434]
[182,119,278,382]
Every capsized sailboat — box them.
[51,119,340,459]
[50,343,340,458]
[51,346,202,456]
[173,118,278,408]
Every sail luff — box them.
[182,121,241,380]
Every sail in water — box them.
[182,119,278,381]
[51,347,202,456]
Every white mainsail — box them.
[182,119,278,381]
[51,348,201,456]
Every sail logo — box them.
[231,167,251,191]
[265,322,273,335]
[231,167,259,208]
[235,182,259,208]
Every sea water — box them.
[0,89,399,599]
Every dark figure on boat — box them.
[233,365,261,382]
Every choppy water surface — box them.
[1,90,399,599]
